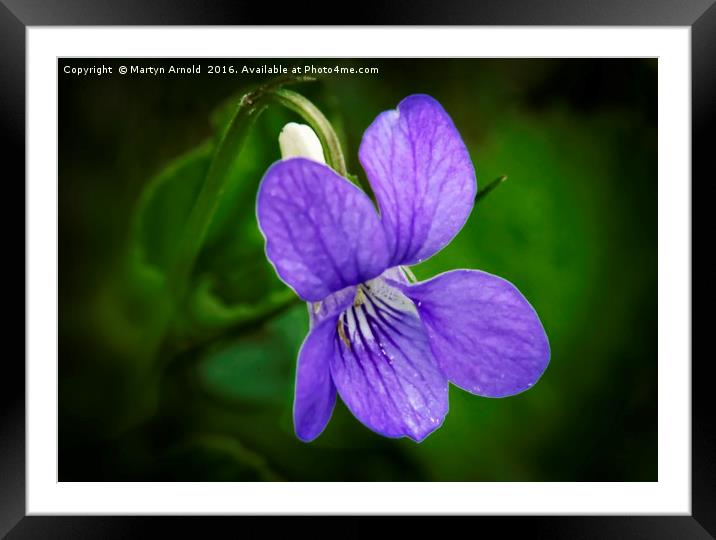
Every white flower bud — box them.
[278,122,326,164]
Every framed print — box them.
[4,0,712,537]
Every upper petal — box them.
[359,95,477,267]
[328,278,449,441]
[393,270,550,398]
[256,158,390,301]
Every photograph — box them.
[57,57,657,483]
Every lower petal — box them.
[393,270,550,398]
[294,318,340,442]
[329,279,448,442]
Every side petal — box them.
[393,270,550,398]
[329,279,448,441]
[256,158,390,302]
[307,285,357,329]
[359,94,477,266]
[294,317,340,442]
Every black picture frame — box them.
[3,1,711,537]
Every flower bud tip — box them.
[278,122,326,164]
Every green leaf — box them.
[196,304,307,405]
[127,104,288,316]
[130,142,213,274]
[192,277,295,326]
[167,275,297,347]
[197,333,289,406]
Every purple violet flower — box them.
[257,94,550,442]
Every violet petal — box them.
[359,95,476,266]
[329,278,448,441]
[256,158,390,302]
[393,269,550,397]
[294,316,340,442]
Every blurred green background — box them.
[59,58,656,481]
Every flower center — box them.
[336,277,417,349]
